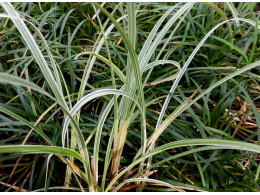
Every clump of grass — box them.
[0,2,260,192]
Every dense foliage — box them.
[0,2,260,192]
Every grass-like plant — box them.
[0,2,260,192]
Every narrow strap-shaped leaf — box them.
[145,72,179,86]
[62,89,144,146]
[75,52,126,83]
[202,2,232,37]
[226,2,239,26]
[133,146,226,179]
[78,4,125,99]
[156,18,260,129]
[0,103,54,145]
[93,3,144,107]
[148,59,260,147]
[0,3,67,108]
[114,178,185,192]
[145,60,181,72]
[139,3,195,73]
[0,73,92,187]
[210,35,248,62]
[138,3,181,66]
[0,145,83,162]
[0,73,53,99]
[106,139,260,191]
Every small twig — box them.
[0,182,28,192]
